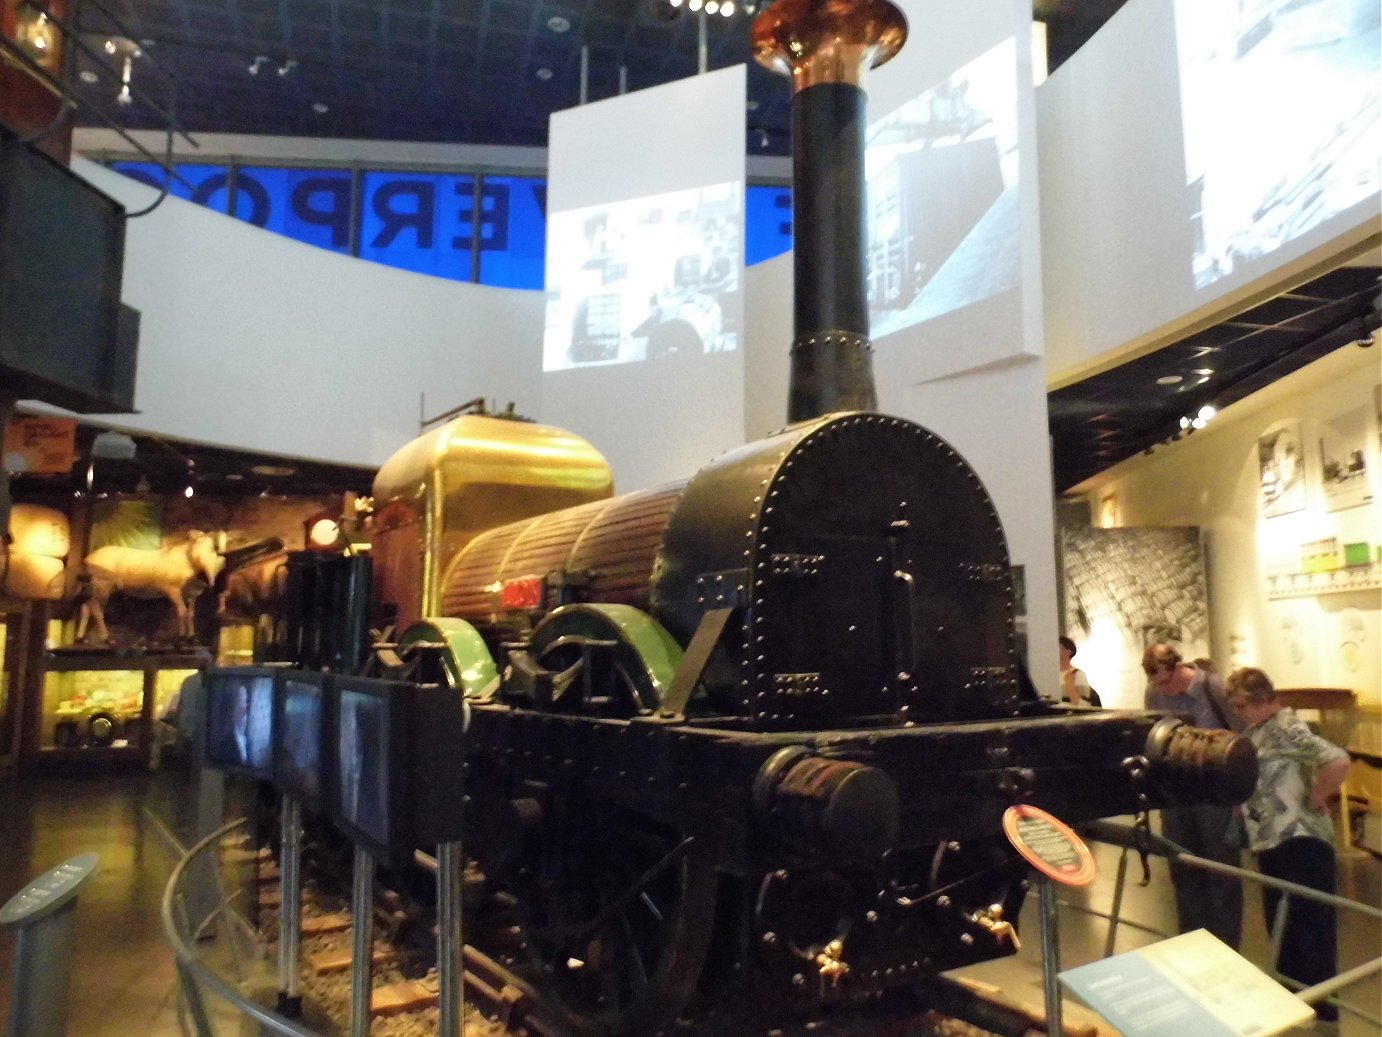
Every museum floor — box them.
[0,775,1377,1037]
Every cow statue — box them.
[76,531,225,644]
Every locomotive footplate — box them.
[463,703,1254,1013]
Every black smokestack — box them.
[752,0,907,422]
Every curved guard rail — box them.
[160,818,325,1037]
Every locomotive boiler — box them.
[335,1,1258,1033]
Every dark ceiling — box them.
[68,0,1129,154]
[1049,264,1382,492]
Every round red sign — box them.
[1002,804,1096,886]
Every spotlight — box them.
[669,0,684,6]
[688,0,702,10]
[248,55,268,75]
[721,0,734,14]
[184,483,195,498]
[705,0,719,11]
[276,58,298,76]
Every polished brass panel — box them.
[370,415,613,627]
[751,0,907,90]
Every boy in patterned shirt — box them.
[1225,666,1351,1024]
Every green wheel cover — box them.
[398,617,498,698]
[529,603,684,711]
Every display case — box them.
[29,647,208,772]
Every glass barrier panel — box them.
[109,162,234,213]
[359,171,476,281]
[746,184,793,264]
[477,174,546,289]
[235,167,354,253]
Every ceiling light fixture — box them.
[248,54,269,75]
[535,66,553,80]
[250,463,297,477]
[669,0,684,6]
[116,56,134,105]
[721,0,735,14]
[705,0,719,12]
[277,58,298,76]
[312,101,329,114]
[688,0,702,11]
[547,15,571,32]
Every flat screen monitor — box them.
[274,670,330,809]
[330,676,409,867]
[204,667,277,780]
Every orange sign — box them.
[3,417,78,474]
[1002,804,1096,886]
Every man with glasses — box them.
[1142,643,1245,948]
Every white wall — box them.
[71,159,545,469]
[1038,0,1380,385]
[1076,345,1382,707]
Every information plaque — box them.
[1059,930,1316,1037]
[1001,804,1096,886]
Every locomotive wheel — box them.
[528,604,683,715]
[499,800,717,1036]
[398,617,499,697]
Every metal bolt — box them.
[762,931,778,945]
[937,895,951,909]
[792,974,806,988]
[960,933,974,946]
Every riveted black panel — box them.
[651,412,1016,726]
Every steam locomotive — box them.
[268,1,1256,1033]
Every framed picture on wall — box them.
[1258,422,1306,518]
[1318,404,1373,512]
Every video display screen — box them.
[543,181,743,371]
[1175,0,1380,288]
[276,675,323,804]
[336,687,390,850]
[865,37,1020,340]
[206,670,275,777]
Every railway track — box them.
[259,849,1093,1037]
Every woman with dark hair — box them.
[1143,642,1244,948]
[1226,666,1349,1022]
[1058,636,1100,706]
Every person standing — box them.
[1225,667,1349,1022]
[1059,636,1100,706]
[1142,643,1244,948]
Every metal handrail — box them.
[1077,820,1382,1027]
[159,817,327,1037]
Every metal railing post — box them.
[349,846,375,1036]
[1038,876,1064,1037]
[437,840,465,1037]
[278,795,304,1017]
